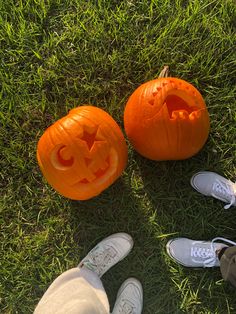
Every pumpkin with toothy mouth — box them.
[124,69,210,160]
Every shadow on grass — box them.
[67,175,180,313]
[31,143,236,313]
[132,147,236,313]
[51,142,236,313]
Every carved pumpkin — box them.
[124,75,210,160]
[37,106,128,200]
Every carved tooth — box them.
[171,110,188,120]
[171,111,178,120]
[179,110,188,119]
[190,110,201,120]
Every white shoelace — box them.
[202,237,236,267]
[83,246,117,276]
[191,246,215,265]
[212,179,236,209]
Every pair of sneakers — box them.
[167,171,236,268]
[79,233,142,314]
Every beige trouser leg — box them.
[220,246,236,288]
[34,267,110,314]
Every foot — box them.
[112,278,143,314]
[191,171,236,209]
[78,233,133,277]
[166,237,236,267]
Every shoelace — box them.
[191,246,215,263]
[83,246,117,275]
[212,179,236,209]
[118,299,135,314]
[203,237,236,267]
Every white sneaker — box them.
[191,171,236,209]
[112,278,143,314]
[78,233,133,277]
[166,237,236,267]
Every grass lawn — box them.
[1,0,236,313]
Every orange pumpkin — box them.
[37,106,128,200]
[124,74,210,160]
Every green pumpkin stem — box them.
[158,65,169,78]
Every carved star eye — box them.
[79,128,99,151]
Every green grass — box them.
[0,0,236,313]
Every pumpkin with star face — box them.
[37,106,128,200]
[124,77,210,160]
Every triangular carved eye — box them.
[148,99,155,106]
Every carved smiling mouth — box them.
[147,92,202,122]
[164,94,198,118]
[73,148,118,188]
[78,156,110,184]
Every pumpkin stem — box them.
[158,65,169,78]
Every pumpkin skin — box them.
[124,77,210,160]
[37,106,128,200]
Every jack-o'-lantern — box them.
[37,106,128,200]
[124,67,210,160]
